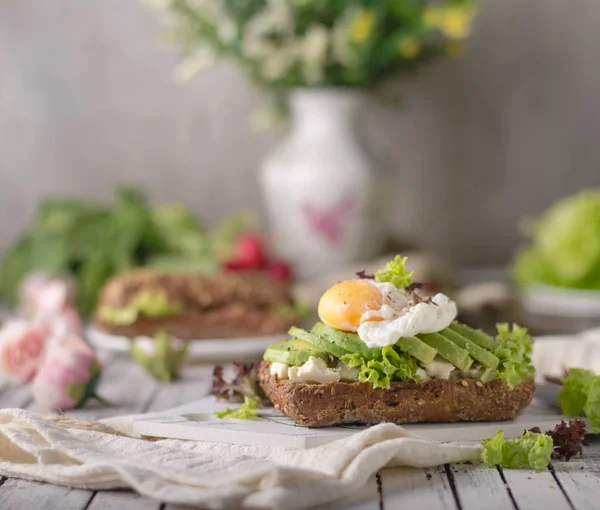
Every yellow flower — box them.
[424,5,475,40]
[424,6,444,28]
[398,37,421,59]
[350,9,375,43]
[441,6,474,39]
[446,40,466,58]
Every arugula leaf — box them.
[481,430,553,471]
[214,396,260,420]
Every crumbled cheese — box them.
[269,362,289,379]
[339,363,359,382]
[416,367,431,382]
[423,357,455,379]
[288,356,341,384]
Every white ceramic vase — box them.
[260,89,385,280]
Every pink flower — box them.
[19,273,76,320]
[32,338,103,411]
[0,320,48,382]
[19,272,83,336]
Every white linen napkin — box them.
[532,327,600,382]
[0,408,481,509]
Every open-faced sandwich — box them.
[258,256,535,427]
[94,269,304,340]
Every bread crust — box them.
[258,361,534,427]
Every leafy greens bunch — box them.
[0,188,249,315]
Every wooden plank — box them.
[0,478,92,510]
[145,364,213,413]
[380,466,458,509]
[86,490,161,510]
[448,463,514,510]
[312,474,380,510]
[549,437,600,510]
[500,467,572,510]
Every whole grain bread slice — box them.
[94,269,299,340]
[258,361,534,427]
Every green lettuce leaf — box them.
[341,346,421,389]
[98,289,182,326]
[130,331,189,383]
[493,323,535,387]
[214,396,259,420]
[512,189,600,290]
[481,430,553,471]
[559,368,600,432]
[583,378,600,432]
[375,255,414,289]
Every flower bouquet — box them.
[144,0,479,277]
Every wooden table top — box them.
[1,351,600,510]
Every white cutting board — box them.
[131,393,575,449]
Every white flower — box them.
[243,0,294,58]
[217,17,237,43]
[173,47,216,82]
[332,10,359,67]
[261,44,298,80]
[301,24,329,85]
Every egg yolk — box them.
[318,279,385,332]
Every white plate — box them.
[129,394,583,449]
[521,284,600,318]
[86,326,284,362]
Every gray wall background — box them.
[1,0,599,266]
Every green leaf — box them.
[214,396,260,420]
[558,368,600,432]
[493,323,535,388]
[481,430,553,470]
[341,345,420,389]
[559,368,595,417]
[130,331,189,383]
[512,189,600,289]
[374,255,414,289]
[77,255,114,316]
[0,236,35,305]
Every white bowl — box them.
[521,284,600,318]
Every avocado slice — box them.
[480,367,496,383]
[395,336,437,365]
[288,326,349,359]
[263,339,328,366]
[449,323,499,351]
[439,328,499,370]
[310,322,380,359]
[417,332,474,372]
